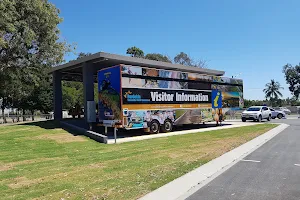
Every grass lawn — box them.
[0,122,277,200]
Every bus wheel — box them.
[149,120,160,134]
[161,120,173,133]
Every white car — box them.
[279,107,291,115]
[269,108,286,119]
[242,106,272,122]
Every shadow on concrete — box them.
[102,123,233,139]
[60,118,90,129]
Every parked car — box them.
[279,107,291,115]
[269,108,285,119]
[241,106,272,122]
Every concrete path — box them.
[185,119,300,200]
[108,122,257,144]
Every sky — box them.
[50,0,300,100]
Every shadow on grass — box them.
[17,120,83,136]
[17,120,234,140]
[17,120,60,129]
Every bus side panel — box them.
[211,80,244,120]
[123,108,214,129]
[97,66,122,124]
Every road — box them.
[186,119,300,200]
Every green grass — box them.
[0,122,277,200]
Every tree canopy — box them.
[283,64,300,100]
[126,47,206,67]
[61,52,99,111]
[174,52,193,65]
[0,0,72,122]
[144,53,171,63]
[263,79,283,99]
[174,52,206,68]
[126,46,144,58]
[77,52,92,59]
[263,79,283,106]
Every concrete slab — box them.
[139,123,289,200]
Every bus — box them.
[97,64,243,133]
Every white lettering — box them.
[151,91,208,102]
[150,92,157,101]
[175,92,209,102]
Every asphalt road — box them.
[186,119,300,200]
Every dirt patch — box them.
[0,165,13,172]
[8,170,72,189]
[165,138,243,162]
[8,176,42,189]
[7,163,105,189]
[0,127,32,134]
[0,157,67,172]
[8,173,67,189]
[34,133,87,143]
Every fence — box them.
[0,114,54,124]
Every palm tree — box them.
[263,80,283,106]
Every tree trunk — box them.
[17,109,20,122]
[31,110,34,121]
[1,107,6,123]
[22,110,26,121]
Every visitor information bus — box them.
[97,64,243,133]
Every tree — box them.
[174,52,193,66]
[0,0,71,67]
[243,99,269,108]
[77,52,92,59]
[126,46,144,58]
[35,79,53,114]
[192,60,207,68]
[125,48,207,66]
[174,52,206,68]
[62,82,81,110]
[283,64,300,100]
[61,52,94,110]
[263,79,283,106]
[0,0,73,122]
[145,53,172,63]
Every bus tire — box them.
[149,120,160,134]
[161,119,173,133]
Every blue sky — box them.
[50,0,300,100]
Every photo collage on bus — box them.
[98,65,244,129]
[120,65,237,129]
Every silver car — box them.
[269,108,285,119]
